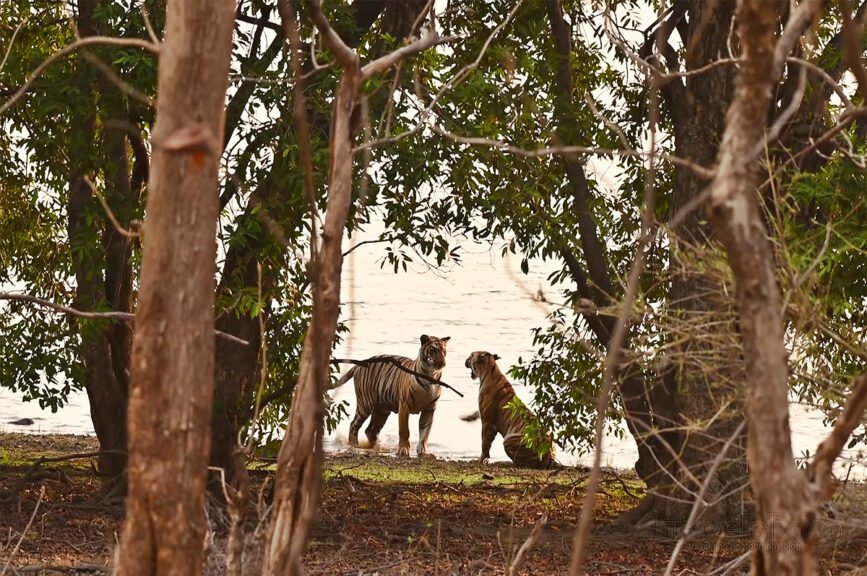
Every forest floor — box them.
[0,433,865,575]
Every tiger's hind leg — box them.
[348,407,371,448]
[503,433,551,469]
[364,408,390,448]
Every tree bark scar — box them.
[155,124,217,172]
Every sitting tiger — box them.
[461,351,559,469]
[329,335,450,458]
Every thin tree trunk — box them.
[113,0,236,573]
[263,3,447,572]
[707,0,824,572]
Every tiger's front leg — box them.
[479,423,497,464]
[397,402,411,458]
[417,407,436,458]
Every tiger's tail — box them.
[328,366,357,391]
[460,411,481,422]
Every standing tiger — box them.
[330,334,450,457]
[462,351,559,469]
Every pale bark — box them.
[706,0,826,573]
[113,0,236,574]
[263,2,447,573]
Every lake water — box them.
[1,227,865,479]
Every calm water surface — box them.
[1,229,865,478]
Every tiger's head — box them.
[419,334,450,370]
[465,351,501,380]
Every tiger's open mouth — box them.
[465,355,478,380]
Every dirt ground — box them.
[1,433,865,575]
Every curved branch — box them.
[0,293,249,346]
[0,36,160,117]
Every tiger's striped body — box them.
[463,351,559,469]
[330,335,450,457]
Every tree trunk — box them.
[707,0,824,571]
[207,0,421,486]
[546,0,749,527]
[113,0,235,573]
[67,0,128,491]
[643,0,749,526]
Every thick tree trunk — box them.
[67,0,129,491]
[645,0,748,526]
[113,0,235,573]
[546,0,748,527]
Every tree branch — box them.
[0,36,160,116]
[303,0,357,69]
[808,373,867,500]
[361,31,457,80]
[0,293,249,346]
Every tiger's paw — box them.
[478,456,490,465]
[397,445,410,458]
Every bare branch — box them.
[808,373,867,500]
[772,0,824,78]
[0,17,29,75]
[83,176,140,239]
[0,36,160,117]
[0,293,249,346]
[663,420,747,576]
[426,123,716,180]
[507,514,547,576]
[140,0,159,44]
[0,487,45,576]
[569,39,663,575]
[361,31,458,80]
[80,50,154,106]
[787,56,856,111]
[277,0,320,262]
[303,0,357,69]
[409,0,436,40]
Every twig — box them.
[83,176,140,238]
[0,17,30,75]
[1,487,45,576]
[13,566,105,574]
[507,514,547,576]
[0,36,160,116]
[342,237,392,257]
[808,373,867,500]
[0,293,249,346]
[425,124,716,180]
[331,357,464,397]
[140,0,159,45]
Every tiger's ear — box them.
[420,334,430,345]
[442,336,451,342]
[493,354,501,361]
